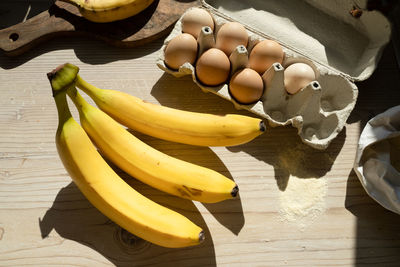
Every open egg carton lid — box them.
[156,0,391,149]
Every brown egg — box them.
[284,63,316,94]
[216,22,248,56]
[182,8,214,39]
[249,39,284,74]
[196,48,230,86]
[229,68,264,104]
[164,33,198,70]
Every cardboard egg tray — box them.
[157,0,391,149]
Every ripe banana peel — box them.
[72,71,266,147]
[48,64,204,248]
[60,0,155,23]
[66,86,238,203]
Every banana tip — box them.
[259,120,266,132]
[231,185,239,197]
[199,230,205,243]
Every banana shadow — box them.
[129,130,245,236]
[150,73,345,191]
[39,180,217,267]
[345,170,400,266]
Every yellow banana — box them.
[66,86,238,203]
[73,72,266,147]
[48,64,203,248]
[60,0,154,23]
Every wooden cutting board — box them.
[0,0,200,56]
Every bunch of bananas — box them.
[48,63,265,248]
[60,0,155,23]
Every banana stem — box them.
[47,63,79,128]
[54,91,73,128]
[75,75,103,100]
[66,86,88,114]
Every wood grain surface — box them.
[1,2,400,266]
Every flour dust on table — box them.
[278,175,327,231]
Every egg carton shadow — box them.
[156,6,358,150]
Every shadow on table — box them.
[347,41,400,128]
[150,73,346,191]
[0,1,53,29]
[227,127,346,191]
[39,180,217,267]
[345,171,400,266]
[344,41,400,266]
[0,34,164,70]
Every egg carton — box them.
[156,0,391,149]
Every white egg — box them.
[284,63,316,94]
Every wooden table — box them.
[1,3,400,266]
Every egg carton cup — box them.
[157,2,390,150]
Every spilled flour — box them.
[278,176,327,230]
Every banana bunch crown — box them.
[47,63,79,94]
